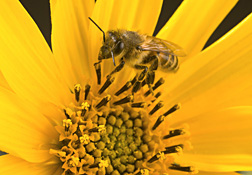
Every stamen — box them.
[63,108,72,119]
[49,149,66,158]
[132,81,142,94]
[163,129,185,139]
[89,162,100,168]
[113,94,134,105]
[149,101,164,115]
[169,163,197,173]
[140,169,150,175]
[99,160,109,168]
[98,76,115,94]
[152,104,180,130]
[147,151,165,163]
[164,144,183,154]
[146,71,155,85]
[163,104,181,117]
[89,125,106,133]
[107,60,125,78]
[81,102,90,116]
[115,81,132,96]
[131,74,138,85]
[152,115,164,130]
[138,68,147,81]
[151,91,162,103]
[67,156,79,167]
[94,62,101,85]
[141,79,146,87]
[74,84,81,102]
[95,95,111,108]
[148,145,183,163]
[63,119,72,131]
[79,134,90,145]
[131,102,146,108]
[144,78,165,97]
[84,84,91,100]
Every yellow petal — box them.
[50,0,95,87]
[0,154,59,175]
[160,13,252,124]
[0,71,11,90]
[89,0,163,78]
[0,1,70,106]
[174,106,252,172]
[157,0,238,57]
[169,170,239,175]
[0,87,58,163]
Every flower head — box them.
[0,1,252,175]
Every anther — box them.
[138,68,148,81]
[131,102,146,108]
[163,103,180,117]
[94,62,101,85]
[89,162,100,168]
[141,79,146,87]
[98,76,115,94]
[152,104,180,130]
[74,84,81,102]
[113,94,134,105]
[132,81,142,94]
[147,151,165,163]
[164,144,183,154]
[67,156,79,167]
[99,160,109,168]
[107,60,125,78]
[63,119,72,131]
[144,78,165,97]
[89,125,106,133]
[115,81,132,96]
[131,74,138,85]
[79,134,90,144]
[163,129,185,139]
[95,95,111,108]
[146,71,155,85]
[84,84,91,100]
[149,101,164,115]
[63,108,72,119]
[152,115,164,130]
[140,169,150,175]
[151,91,162,103]
[169,164,197,173]
[81,102,90,116]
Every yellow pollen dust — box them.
[79,134,90,145]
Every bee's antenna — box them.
[88,17,105,42]
[111,51,116,66]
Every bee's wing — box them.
[140,37,186,57]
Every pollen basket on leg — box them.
[51,72,196,175]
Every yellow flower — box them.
[0,0,252,175]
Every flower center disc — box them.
[50,71,196,175]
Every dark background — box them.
[0,0,252,170]
[18,0,252,49]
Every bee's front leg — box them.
[131,64,148,94]
[94,61,102,85]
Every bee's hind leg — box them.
[145,57,159,95]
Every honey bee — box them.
[89,17,186,92]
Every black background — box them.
[19,0,252,49]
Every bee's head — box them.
[88,17,125,66]
[98,30,125,65]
